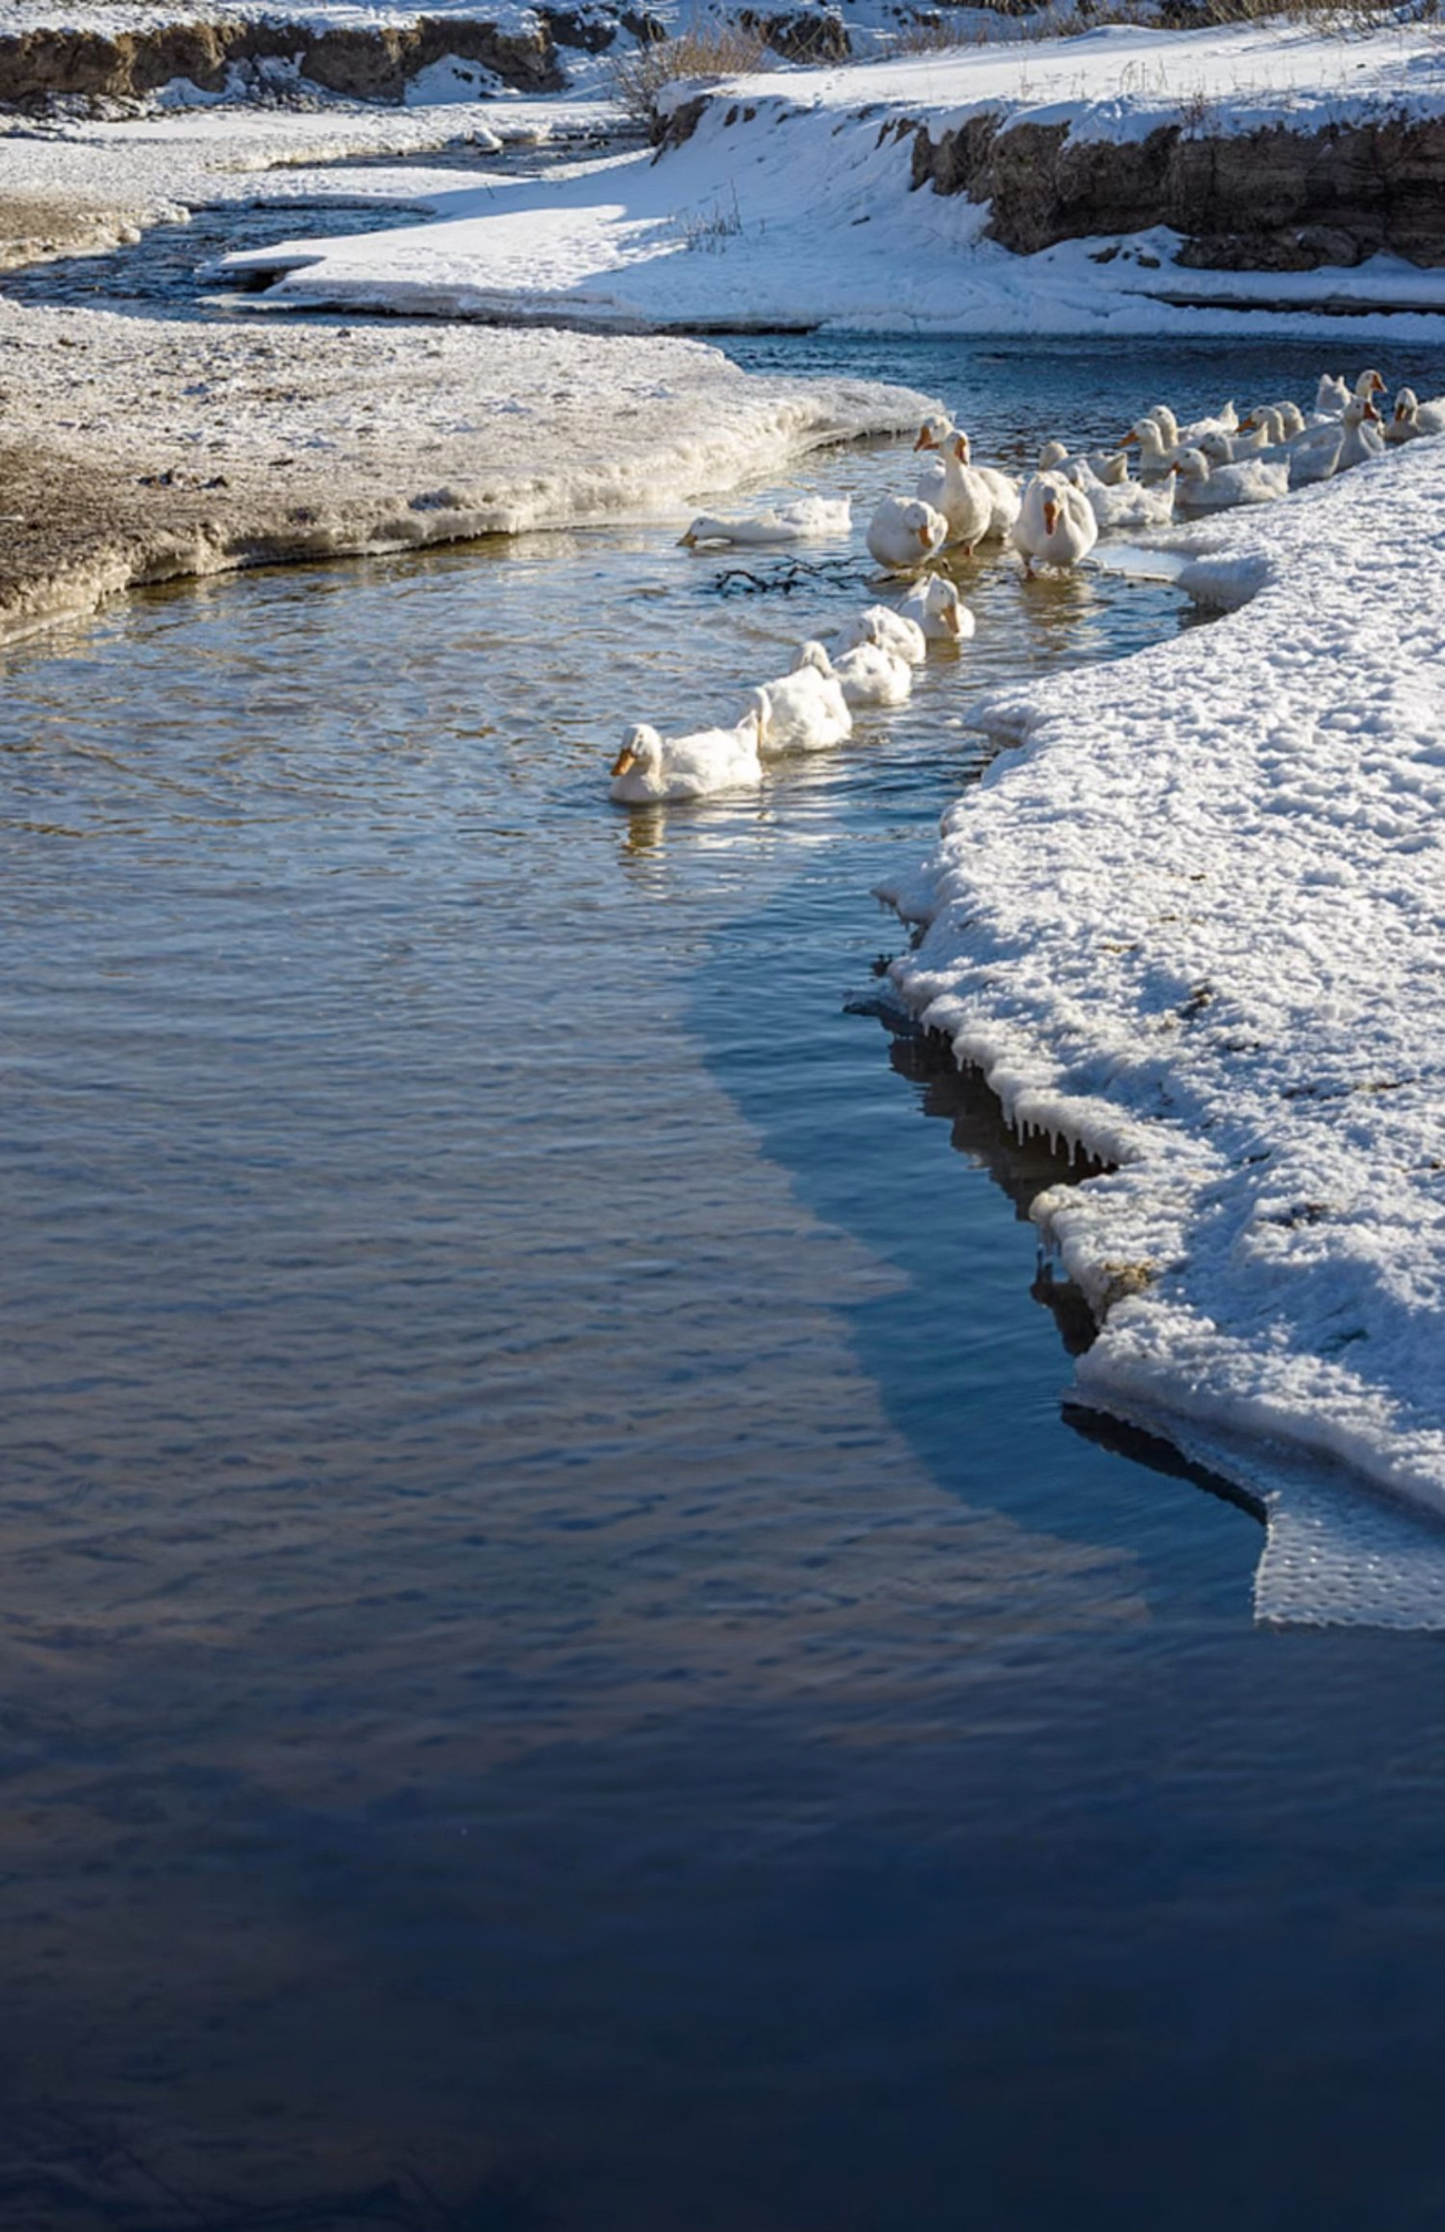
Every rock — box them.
[906,110,1445,269]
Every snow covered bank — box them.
[878,433,1445,1619]
[0,296,932,638]
[222,18,1445,335]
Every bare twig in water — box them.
[711,557,873,596]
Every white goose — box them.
[610,711,763,805]
[913,420,994,553]
[833,603,928,665]
[794,638,912,712]
[749,658,852,755]
[1315,372,1351,415]
[897,575,975,643]
[1010,472,1098,573]
[1171,447,1289,513]
[867,494,949,573]
[678,497,851,548]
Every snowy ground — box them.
[0,290,931,637]
[879,429,1445,1625]
[219,17,1445,336]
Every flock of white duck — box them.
[609,368,1444,807]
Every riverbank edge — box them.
[876,436,1445,1537]
[0,307,935,646]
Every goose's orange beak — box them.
[914,426,936,451]
[611,745,637,778]
[1042,500,1060,534]
[944,607,962,637]
[1364,402,1381,423]
[916,523,933,547]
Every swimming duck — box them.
[833,603,928,665]
[1042,440,1129,484]
[795,638,912,711]
[1010,472,1099,573]
[867,494,949,573]
[749,658,852,755]
[1171,448,1289,512]
[609,711,763,805]
[1315,372,1351,415]
[913,420,994,552]
[896,575,975,642]
[678,497,851,548]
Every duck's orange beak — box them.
[914,426,936,451]
[944,607,962,637]
[1370,371,1385,393]
[1042,501,1060,534]
[915,523,933,547]
[611,745,637,778]
[1364,402,1381,423]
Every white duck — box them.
[1010,472,1099,573]
[678,497,851,548]
[1384,387,1445,443]
[749,658,852,755]
[1124,416,1178,481]
[794,638,912,711]
[1041,440,1129,484]
[913,420,994,552]
[867,494,949,573]
[897,575,975,643]
[832,603,928,665]
[1171,447,1289,512]
[1336,394,1385,470]
[1271,400,1308,438]
[1065,454,1175,532]
[610,711,763,805]
[1147,401,1238,450]
[1315,372,1351,415]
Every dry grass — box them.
[606,23,774,129]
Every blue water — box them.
[4,332,1445,2231]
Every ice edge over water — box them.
[879,435,1445,1628]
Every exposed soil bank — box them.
[907,108,1445,271]
[0,298,927,641]
[0,11,581,104]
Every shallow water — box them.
[6,335,1445,2230]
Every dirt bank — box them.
[907,108,1445,271]
[0,11,573,104]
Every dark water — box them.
[6,331,1445,2231]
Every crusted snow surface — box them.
[0,292,933,636]
[220,18,1445,336]
[879,434,1445,1625]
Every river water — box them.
[6,316,1445,2231]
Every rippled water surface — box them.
[7,333,1445,2231]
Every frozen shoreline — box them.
[878,433,1445,1622]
